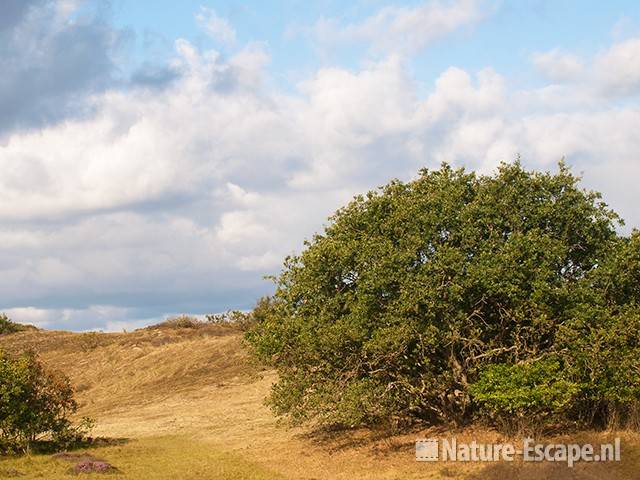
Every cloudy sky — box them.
[1,0,639,331]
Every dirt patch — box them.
[70,460,119,475]
[53,453,120,475]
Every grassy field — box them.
[1,325,639,479]
[0,436,283,479]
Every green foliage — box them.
[209,297,275,331]
[545,231,640,428]
[247,161,635,430]
[206,310,253,331]
[470,359,579,420]
[0,350,92,453]
[0,314,26,335]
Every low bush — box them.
[207,297,274,331]
[0,314,26,336]
[0,350,93,453]
[152,315,205,329]
[470,358,580,432]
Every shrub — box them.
[208,297,274,331]
[550,231,640,428]
[153,315,204,329]
[0,350,92,453]
[246,161,630,429]
[470,358,580,432]
[558,308,640,428]
[207,310,251,327]
[0,314,26,335]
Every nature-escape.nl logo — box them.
[416,437,621,468]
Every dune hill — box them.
[1,325,639,479]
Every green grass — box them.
[0,435,283,480]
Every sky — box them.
[1,0,640,331]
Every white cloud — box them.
[532,49,584,82]
[2,32,640,330]
[531,37,640,97]
[312,0,489,54]
[594,37,640,96]
[2,305,148,331]
[196,7,236,46]
[3,307,54,328]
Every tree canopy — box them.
[247,162,640,430]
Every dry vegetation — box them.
[1,325,640,479]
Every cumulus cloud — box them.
[594,37,640,96]
[311,0,490,54]
[532,37,640,97]
[0,38,359,329]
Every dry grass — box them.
[1,326,639,479]
[0,435,284,479]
